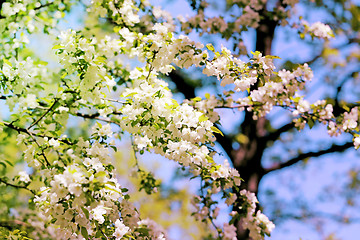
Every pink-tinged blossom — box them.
[223,223,237,240]
[302,20,334,39]
[343,107,358,131]
[113,219,130,239]
[354,137,360,149]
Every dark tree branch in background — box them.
[232,4,279,236]
[214,123,234,160]
[301,53,322,66]
[255,10,277,55]
[301,36,359,67]
[168,70,196,99]
[333,69,360,116]
[168,69,236,161]
[265,122,294,142]
[280,211,360,223]
[264,141,354,174]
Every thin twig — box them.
[214,103,264,109]
[264,141,354,173]
[98,227,109,240]
[28,99,59,130]
[34,1,54,10]
[27,131,51,167]
[74,112,119,125]
[3,121,73,145]
[4,122,51,167]
[199,179,222,239]
[0,178,35,195]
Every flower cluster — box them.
[301,20,334,39]
[55,30,118,103]
[236,190,275,240]
[1,0,356,240]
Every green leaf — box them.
[199,115,208,122]
[38,61,48,66]
[308,118,314,129]
[125,92,137,97]
[95,171,107,178]
[265,55,281,59]
[137,227,150,236]
[0,162,6,169]
[81,227,89,239]
[211,126,224,136]
[61,72,67,79]
[206,44,215,51]
[81,207,89,219]
[95,56,107,64]
[4,160,13,167]
[251,51,260,57]
[164,103,173,109]
[171,99,179,107]
[104,185,122,194]
[206,155,214,163]
[3,59,12,66]
[110,145,117,152]
[52,45,64,50]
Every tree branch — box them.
[333,69,360,116]
[167,70,236,160]
[264,141,354,174]
[280,210,360,223]
[0,178,35,194]
[214,123,234,160]
[28,99,58,130]
[75,112,100,118]
[167,70,196,99]
[265,122,294,142]
[3,121,73,145]
[33,1,54,11]
[74,112,119,125]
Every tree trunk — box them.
[232,12,277,240]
